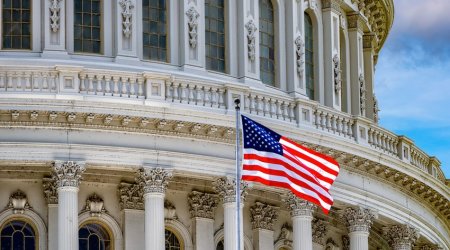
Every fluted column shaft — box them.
[144,192,165,250]
[349,231,369,250]
[136,167,172,250]
[293,214,313,250]
[52,161,85,250]
[58,186,79,250]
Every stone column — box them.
[136,167,172,250]
[188,191,219,250]
[362,33,376,120]
[118,182,145,250]
[322,0,342,110]
[52,161,86,250]
[250,201,278,250]
[383,225,419,250]
[43,178,58,250]
[213,177,248,250]
[347,12,365,116]
[341,207,376,250]
[284,192,317,250]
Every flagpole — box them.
[234,98,241,250]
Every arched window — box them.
[0,220,36,249]
[1,0,31,50]
[216,240,224,250]
[79,223,112,250]
[74,0,102,53]
[205,0,225,72]
[165,229,181,250]
[259,0,275,86]
[143,0,167,61]
[305,12,314,100]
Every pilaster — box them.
[341,207,376,250]
[322,0,342,110]
[285,0,307,97]
[213,177,248,250]
[284,192,316,250]
[383,225,419,250]
[43,0,68,57]
[250,202,278,250]
[52,161,86,250]
[136,167,172,250]
[363,33,376,120]
[347,12,365,116]
[118,182,145,250]
[43,178,58,250]
[188,191,219,250]
[115,0,140,62]
[180,0,205,69]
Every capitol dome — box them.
[0,0,448,249]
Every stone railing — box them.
[0,65,444,182]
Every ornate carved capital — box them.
[347,13,364,31]
[213,177,248,203]
[83,193,106,216]
[250,201,278,230]
[118,182,144,210]
[188,191,219,219]
[363,33,376,49]
[136,167,172,194]
[283,192,316,217]
[312,218,327,245]
[52,161,86,188]
[7,190,31,214]
[43,177,58,204]
[383,225,419,250]
[341,207,375,233]
[322,0,341,13]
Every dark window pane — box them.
[305,13,315,100]
[259,0,275,85]
[143,0,167,62]
[74,0,102,53]
[79,223,111,250]
[205,0,226,72]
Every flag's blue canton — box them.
[242,116,283,155]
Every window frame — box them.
[258,0,276,86]
[0,218,38,250]
[141,0,169,63]
[78,220,114,250]
[304,11,315,100]
[0,0,33,51]
[73,0,103,55]
[204,0,227,73]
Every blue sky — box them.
[375,0,450,178]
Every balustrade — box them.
[0,68,58,93]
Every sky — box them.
[375,0,450,178]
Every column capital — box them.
[43,177,58,204]
[312,218,327,245]
[283,192,316,217]
[341,207,376,233]
[363,33,376,49]
[383,225,419,250]
[52,161,86,188]
[347,12,365,31]
[136,167,172,194]
[213,177,248,203]
[250,201,278,231]
[322,0,341,13]
[188,191,219,219]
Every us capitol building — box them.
[0,0,448,249]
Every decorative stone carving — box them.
[7,190,31,214]
[118,182,144,210]
[119,0,134,38]
[420,244,443,250]
[84,193,106,216]
[188,191,219,219]
[383,225,419,250]
[52,161,86,188]
[11,110,20,120]
[312,218,327,245]
[245,19,257,61]
[359,74,366,115]
[30,111,39,121]
[136,167,172,194]
[86,113,95,123]
[186,7,200,48]
[43,177,58,204]
[49,111,58,121]
[341,207,375,233]
[67,112,76,122]
[307,0,318,10]
[342,235,350,250]
[295,35,305,79]
[373,94,379,123]
[283,192,316,217]
[339,14,347,29]
[333,54,341,93]
[250,202,278,230]
[325,238,339,250]
[213,176,248,203]
[276,223,293,247]
[49,0,62,32]
[164,200,177,219]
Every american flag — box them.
[241,115,340,214]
